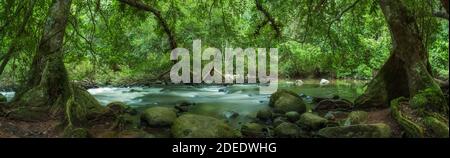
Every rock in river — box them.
[141,107,177,127]
[269,90,306,114]
[256,108,273,121]
[171,114,240,138]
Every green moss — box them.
[410,88,448,115]
[390,97,425,138]
[241,123,266,138]
[269,90,306,114]
[274,122,301,138]
[269,90,302,107]
[423,116,449,138]
[391,97,449,138]
[141,106,177,127]
[256,108,273,121]
[345,111,369,125]
[171,114,240,138]
[297,112,328,130]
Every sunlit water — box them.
[1,80,366,122]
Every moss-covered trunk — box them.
[354,0,448,115]
[6,0,103,132]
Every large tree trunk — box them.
[354,0,448,115]
[6,0,102,128]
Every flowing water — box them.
[1,80,366,123]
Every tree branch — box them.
[118,0,177,50]
[255,0,281,38]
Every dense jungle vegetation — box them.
[0,0,448,138]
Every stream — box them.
[1,80,366,124]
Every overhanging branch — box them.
[118,0,177,50]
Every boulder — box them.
[318,123,392,138]
[285,111,300,122]
[297,113,328,130]
[274,122,301,138]
[319,79,330,86]
[141,107,177,127]
[269,90,306,114]
[171,114,240,138]
[344,111,368,125]
[241,123,266,138]
[294,80,304,86]
[256,108,273,121]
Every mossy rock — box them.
[256,108,273,121]
[317,123,391,138]
[270,90,306,114]
[273,116,288,127]
[285,111,300,122]
[274,122,301,138]
[241,123,266,138]
[423,116,449,138]
[171,114,240,138]
[0,94,6,103]
[410,88,448,114]
[141,107,177,127]
[297,112,328,131]
[64,127,90,138]
[344,111,368,125]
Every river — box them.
[1,80,366,123]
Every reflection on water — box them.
[1,80,366,121]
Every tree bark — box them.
[354,0,448,115]
[7,0,102,126]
